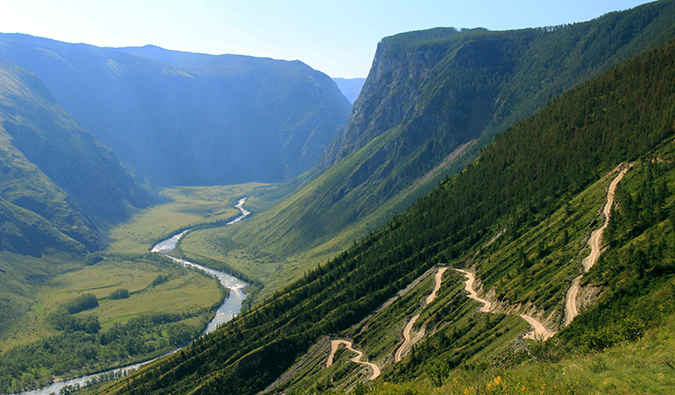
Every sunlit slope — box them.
[177,1,675,304]
[96,30,675,395]
[182,0,675,297]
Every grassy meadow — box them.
[0,183,279,391]
[0,255,222,353]
[107,183,268,254]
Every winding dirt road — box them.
[455,269,555,340]
[426,267,448,305]
[327,340,380,380]
[564,165,629,326]
[394,267,448,362]
[582,165,629,272]
[327,267,449,376]
[455,269,492,313]
[394,314,420,362]
[520,314,556,340]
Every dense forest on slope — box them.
[209,0,675,295]
[0,36,351,186]
[94,32,675,395]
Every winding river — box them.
[18,198,250,395]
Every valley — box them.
[2,1,675,394]
[1,191,256,394]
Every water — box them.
[15,198,250,395]
[164,256,247,335]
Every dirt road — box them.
[564,276,582,326]
[565,165,629,326]
[520,314,556,340]
[455,269,555,340]
[581,165,629,272]
[455,269,492,312]
[426,267,448,305]
[394,267,448,362]
[394,314,420,362]
[327,340,380,380]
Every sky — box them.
[0,0,656,78]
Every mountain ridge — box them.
[0,34,352,186]
[0,57,153,254]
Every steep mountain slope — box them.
[0,35,352,186]
[93,29,675,395]
[0,58,155,356]
[221,0,675,268]
[0,58,151,253]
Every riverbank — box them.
[14,199,251,395]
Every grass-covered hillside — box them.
[93,27,675,395]
[182,0,675,303]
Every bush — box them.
[46,307,100,333]
[151,274,169,286]
[109,288,130,300]
[63,293,98,314]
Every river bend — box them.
[18,198,250,395]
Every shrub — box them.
[63,293,98,314]
[109,288,130,300]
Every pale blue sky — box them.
[0,0,655,78]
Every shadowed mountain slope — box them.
[0,36,352,186]
[0,58,152,255]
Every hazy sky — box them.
[0,0,655,78]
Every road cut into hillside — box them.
[520,314,556,340]
[427,267,448,305]
[327,340,380,380]
[564,164,630,326]
[582,165,629,272]
[455,269,492,313]
[394,267,448,362]
[455,269,555,340]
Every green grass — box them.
[107,183,269,254]
[0,252,83,350]
[350,314,675,395]
[0,255,222,353]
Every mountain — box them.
[208,0,675,286]
[94,30,675,395]
[0,36,352,186]
[332,77,366,104]
[0,58,151,255]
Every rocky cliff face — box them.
[237,1,675,258]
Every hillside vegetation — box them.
[93,27,675,395]
[183,0,675,302]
